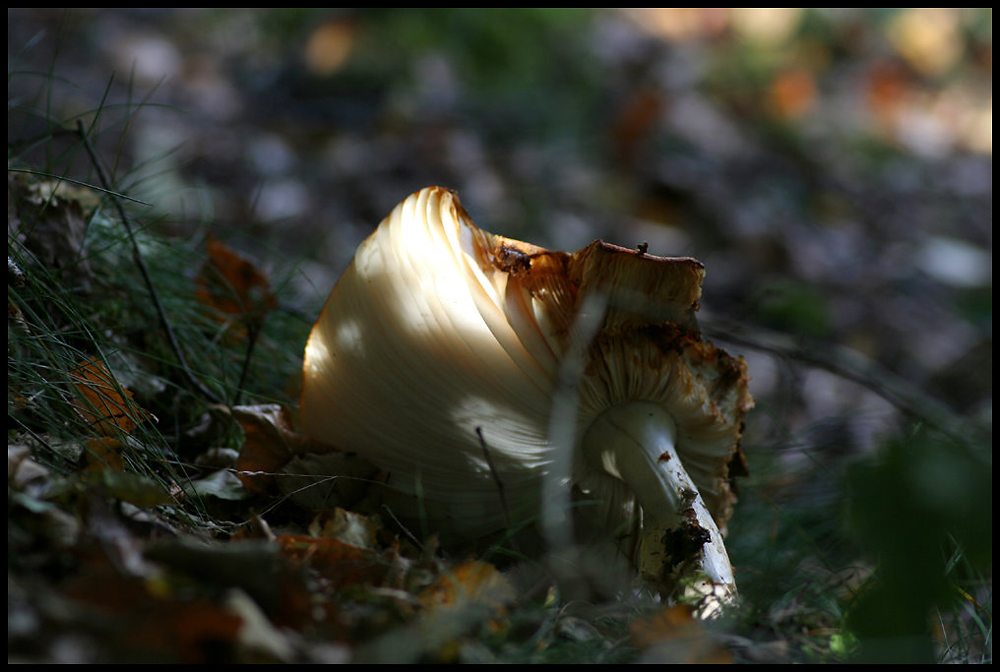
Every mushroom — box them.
[299,187,752,606]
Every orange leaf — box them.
[629,605,731,663]
[84,437,125,472]
[70,358,151,435]
[196,235,276,321]
[419,561,513,610]
[276,534,403,591]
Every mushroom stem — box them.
[582,401,736,607]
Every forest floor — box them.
[8,8,992,664]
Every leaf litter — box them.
[9,230,653,662]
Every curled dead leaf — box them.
[308,508,380,550]
[232,404,310,494]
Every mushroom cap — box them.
[300,187,752,539]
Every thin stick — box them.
[476,427,511,528]
[233,319,262,406]
[380,504,424,551]
[705,318,974,442]
[476,426,521,555]
[75,119,222,404]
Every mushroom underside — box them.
[296,187,752,608]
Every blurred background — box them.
[8,8,992,662]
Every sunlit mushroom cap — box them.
[300,187,752,541]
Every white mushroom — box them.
[299,187,752,606]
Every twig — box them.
[233,319,263,406]
[75,119,223,404]
[380,504,425,551]
[476,427,518,552]
[704,318,975,442]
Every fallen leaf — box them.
[8,173,95,290]
[145,538,312,628]
[195,235,276,331]
[83,437,125,472]
[8,444,51,490]
[276,450,381,512]
[630,605,731,664]
[353,563,512,665]
[419,561,513,611]
[232,404,308,494]
[183,468,252,501]
[277,533,406,592]
[89,470,175,509]
[309,507,380,549]
[64,553,245,663]
[70,357,151,435]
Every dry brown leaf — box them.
[8,174,95,290]
[308,507,379,550]
[232,404,308,494]
[630,604,732,664]
[62,546,244,663]
[275,451,381,512]
[144,538,313,630]
[419,561,513,611]
[277,533,405,592]
[8,444,50,489]
[195,235,276,325]
[83,436,125,472]
[70,357,151,435]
